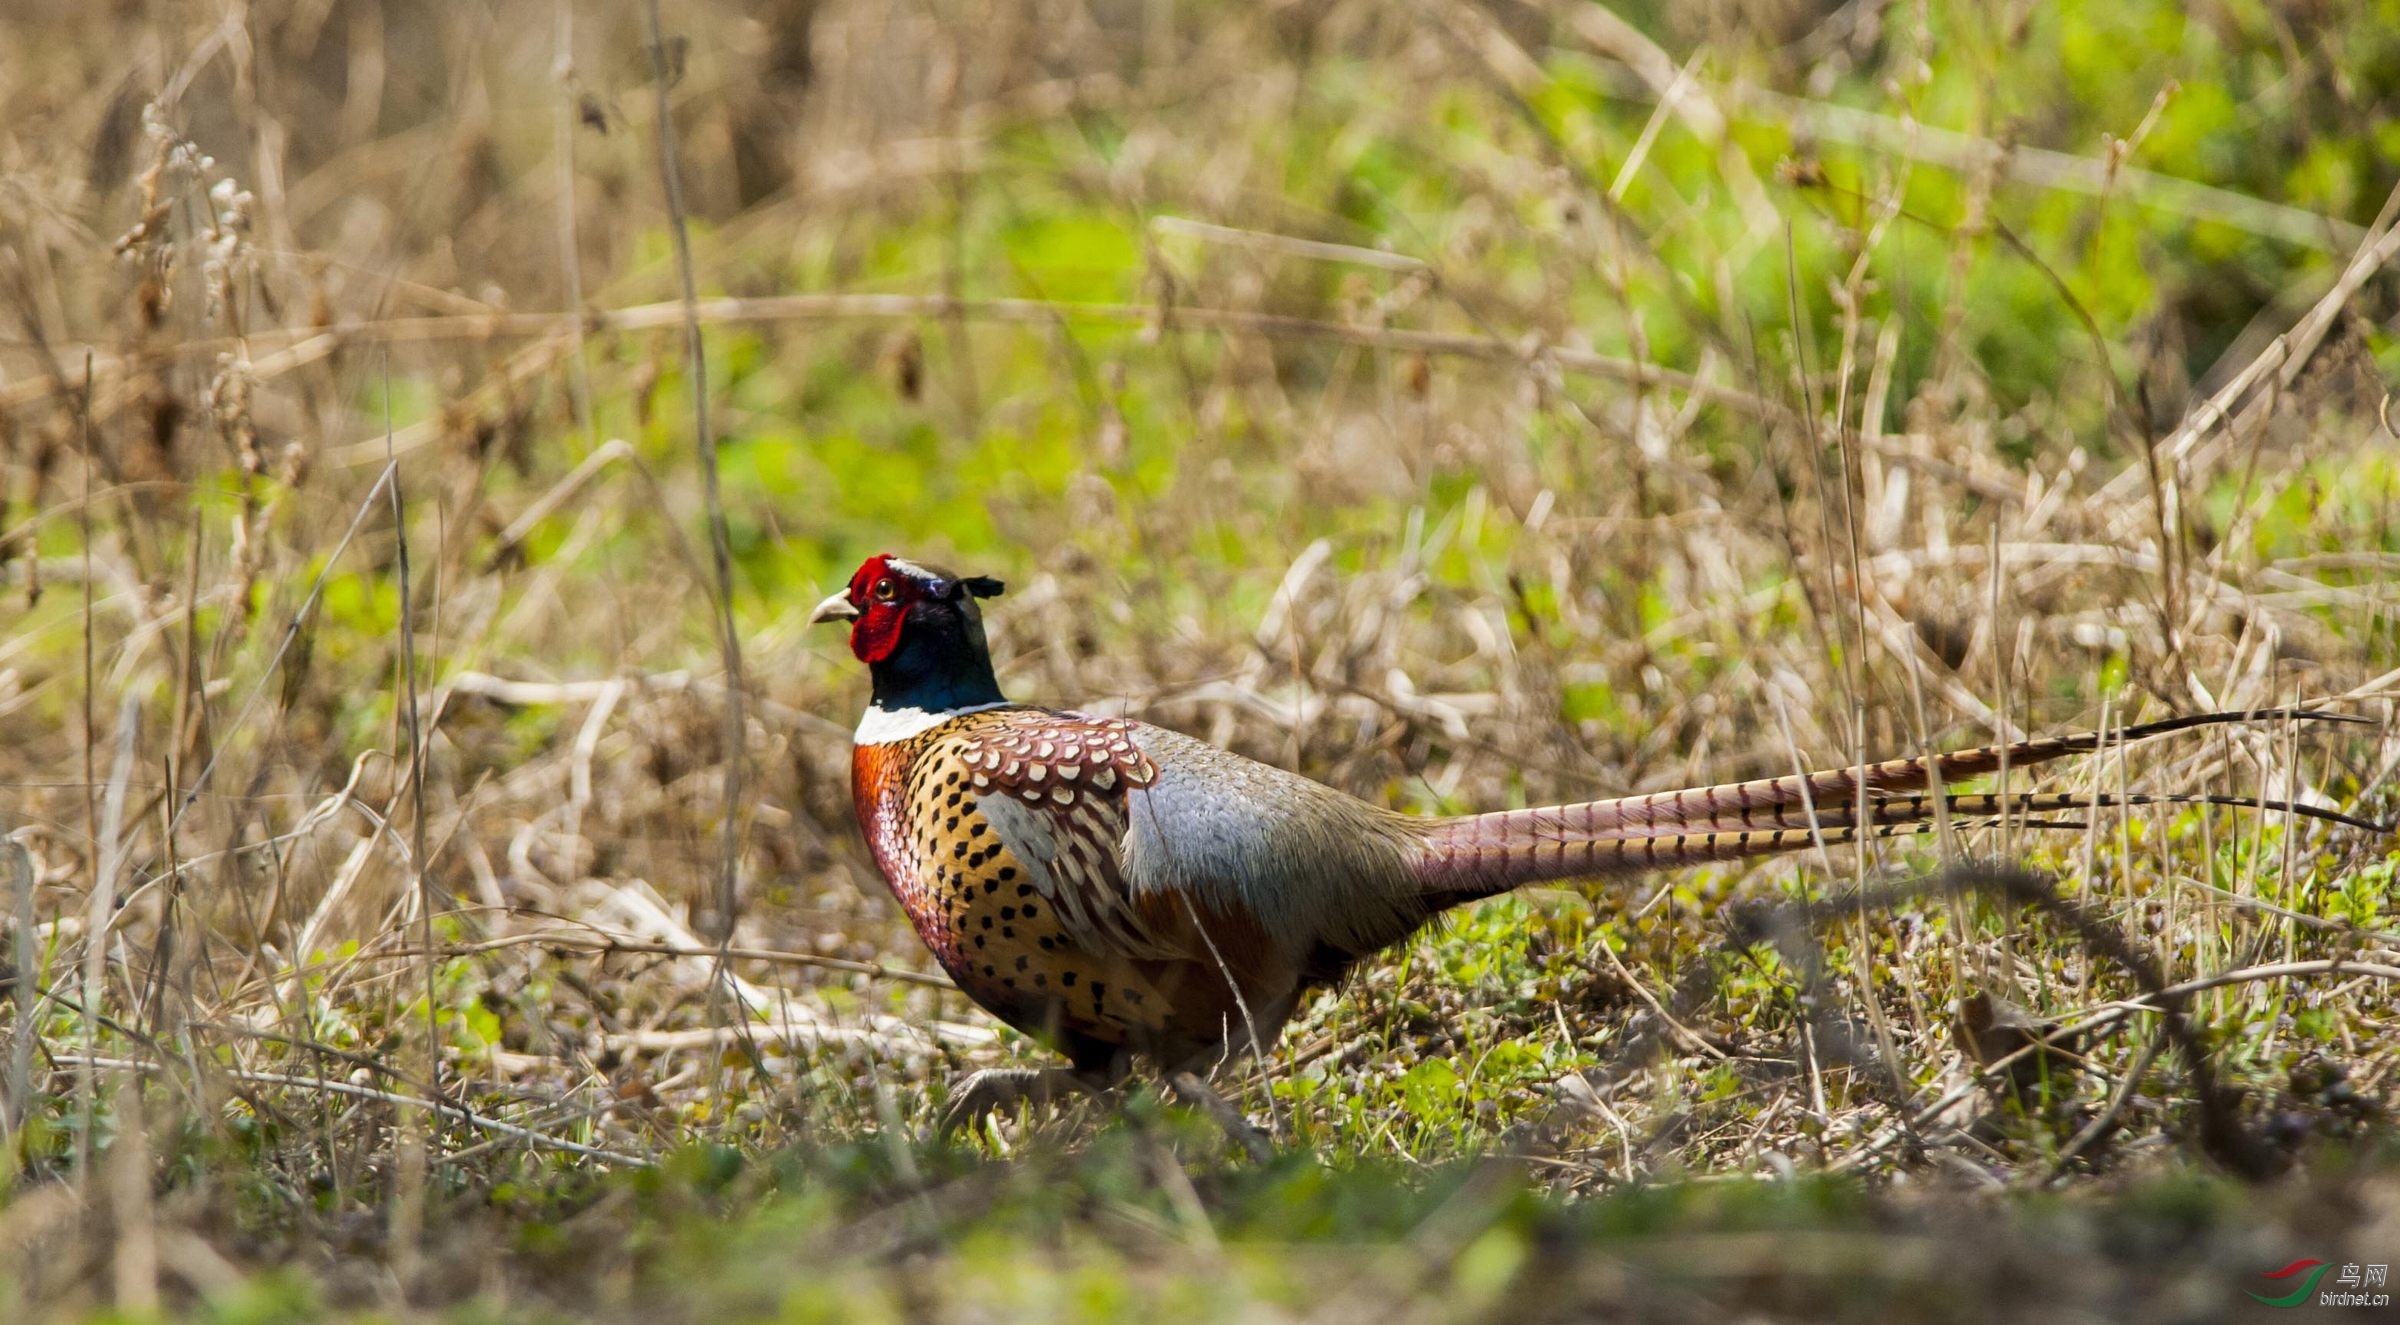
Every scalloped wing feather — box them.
[937,710,1182,961]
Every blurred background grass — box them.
[1,0,2399,1319]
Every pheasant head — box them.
[811,554,1011,736]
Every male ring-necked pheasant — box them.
[810,554,2376,1126]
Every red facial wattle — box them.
[851,603,907,663]
[847,553,910,663]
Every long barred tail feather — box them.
[1411,709,2383,898]
[1415,814,2054,901]
[1664,790,2384,837]
[1865,791,2383,835]
[1500,708,2366,843]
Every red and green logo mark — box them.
[2249,1260,2331,1308]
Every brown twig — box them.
[641,0,749,960]
[54,1052,649,1168]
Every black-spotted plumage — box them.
[866,708,1182,1063]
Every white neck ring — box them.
[854,700,1010,745]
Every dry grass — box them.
[0,0,2397,1318]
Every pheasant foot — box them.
[1167,1070,1275,1163]
[939,1066,1111,1136]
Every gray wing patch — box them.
[976,790,1059,872]
[1120,725,1420,961]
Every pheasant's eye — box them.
[871,578,900,604]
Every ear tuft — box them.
[961,575,1006,599]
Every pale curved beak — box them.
[808,590,860,626]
